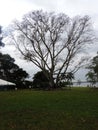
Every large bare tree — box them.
[10,10,95,88]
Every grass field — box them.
[0,87,98,130]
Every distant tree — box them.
[0,53,29,88]
[86,53,98,87]
[10,10,95,88]
[33,70,50,89]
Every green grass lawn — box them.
[0,87,98,130]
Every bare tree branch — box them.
[9,10,96,88]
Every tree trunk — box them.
[49,75,55,89]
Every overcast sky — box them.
[0,0,98,81]
[0,0,98,29]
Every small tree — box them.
[33,70,50,89]
[86,53,98,87]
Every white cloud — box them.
[0,0,98,29]
[0,0,39,26]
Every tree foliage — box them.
[86,53,98,86]
[58,72,74,87]
[10,10,95,88]
[33,70,50,89]
[0,53,29,87]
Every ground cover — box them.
[0,87,98,130]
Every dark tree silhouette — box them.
[0,53,29,88]
[33,70,50,89]
[58,72,74,87]
[86,53,98,87]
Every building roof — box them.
[0,79,15,85]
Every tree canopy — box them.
[33,70,50,89]
[86,53,98,86]
[0,53,29,87]
[10,10,95,88]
